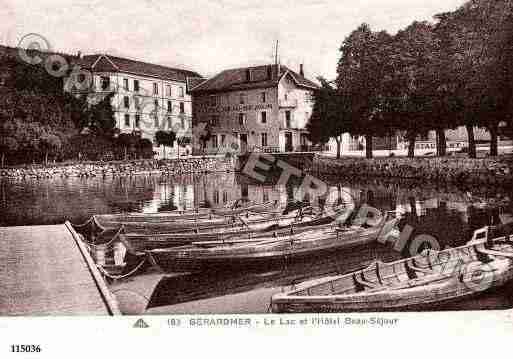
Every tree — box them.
[137,138,155,159]
[40,134,62,165]
[435,0,513,157]
[336,24,394,159]
[385,21,442,158]
[306,77,351,158]
[117,133,139,161]
[198,124,212,153]
[83,92,116,138]
[155,130,176,159]
[0,52,91,165]
[0,137,18,167]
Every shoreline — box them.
[0,156,235,179]
[309,155,513,187]
[2,154,513,188]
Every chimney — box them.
[299,64,304,77]
[77,51,83,59]
[245,68,251,82]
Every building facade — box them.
[66,54,203,158]
[190,64,319,154]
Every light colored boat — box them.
[271,227,513,313]
[92,200,280,227]
[119,207,338,253]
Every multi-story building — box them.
[66,53,203,158]
[190,64,319,154]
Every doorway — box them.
[285,132,293,152]
[240,134,248,153]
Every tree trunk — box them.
[489,123,499,157]
[407,134,416,159]
[45,151,48,166]
[409,196,417,218]
[466,124,476,159]
[436,128,447,157]
[336,137,341,159]
[365,134,373,159]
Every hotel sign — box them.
[197,103,273,113]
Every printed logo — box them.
[133,318,150,328]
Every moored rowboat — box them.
[92,200,280,228]
[93,204,319,236]
[145,213,400,272]
[119,207,337,253]
[270,227,513,313]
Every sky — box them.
[0,0,467,79]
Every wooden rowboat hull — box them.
[271,264,513,313]
[93,201,279,225]
[271,239,513,313]
[146,226,388,273]
[120,216,336,253]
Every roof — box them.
[190,64,318,94]
[187,76,207,91]
[0,44,203,84]
[75,54,202,83]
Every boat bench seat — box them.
[354,273,380,290]
[407,261,432,274]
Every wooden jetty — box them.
[0,222,120,316]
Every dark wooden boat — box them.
[270,227,513,313]
[145,213,400,272]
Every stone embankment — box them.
[310,155,513,186]
[0,157,234,179]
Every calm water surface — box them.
[2,173,513,314]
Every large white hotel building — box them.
[66,54,204,157]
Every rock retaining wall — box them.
[309,155,513,186]
[0,157,234,179]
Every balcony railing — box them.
[279,99,298,108]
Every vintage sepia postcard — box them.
[1,0,512,357]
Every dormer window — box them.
[100,76,110,90]
[245,69,251,82]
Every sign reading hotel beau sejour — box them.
[197,103,273,113]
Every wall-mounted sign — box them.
[197,103,272,113]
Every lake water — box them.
[1,172,513,314]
